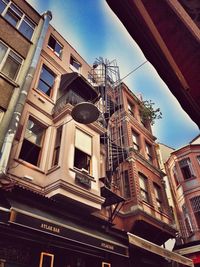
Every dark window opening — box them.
[179,158,195,180]
[19,118,45,166]
[38,65,55,96]
[139,173,149,203]
[145,142,153,162]
[128,101,134,116]
[70,56,81,71]
[19,138,41,166]
[52,126,63,167]
[123,170,131,199]
[154,183,163,211]
[48,35,63,57]
[132,131,140,151]
[74,148,91,174]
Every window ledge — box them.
[47,46,62,59]
[47,165,61,175]
[0,72,19,87]
[70,167,96,182]
[14,158,45,174]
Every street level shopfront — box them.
[0,187,129,267]
[128,233,194,267]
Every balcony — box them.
[52,72,99,117]
[53,90,85,116]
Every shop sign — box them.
[9,209,129,258]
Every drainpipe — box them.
[0,10,52,178]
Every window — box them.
[154,183,163,211]
[37,65,55,97]
[122,170,131,199]
[197,155,200,165]
[1,1,35,40]
[0,0,9,14]
[48,35,63,57]
[19,117,45,166]
[52,126,63,167]
[127,101,134,116]
[0,109,4,124]
[74,128,92,174]
[70,55,81,73]
[0,41,22,80]
[18,16,35,40]
[118,125,125,146]
[179,158,195,180]
[145,142,153,162]
[191,196,200,229]
[182,204,193,235]
[138,173,149,203]
[172,166,179,186]
[132,131,140,151]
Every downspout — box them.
[0,10,52,178]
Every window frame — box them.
[1,1,35,40]
[122,170,131,199]
[127,100,134,116]
[179,157,195,180]
[0,40,23,81]
[132,130,140,151]
[154,183,163,211]
[70,55,81,73]
[51,125,63,167]
[145,142,153,162]
[37,64,56,97]
[138,173,149,203]
[48,35,63,58]
[19,116,46,167]
[74,128,92,175]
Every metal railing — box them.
[53,90,85,116]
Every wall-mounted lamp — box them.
[71,102,100,124]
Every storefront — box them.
[174,242,200,267]
[128,233,194,267]
[0,187,129,267]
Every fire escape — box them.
[89,58,128,223]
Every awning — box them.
[128,233,194,267]
[0,199,129,258]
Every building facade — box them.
[0,1,194,267]
[165,135,200,266]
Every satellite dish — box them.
[71,102,100,124]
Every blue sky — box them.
[27,0,199,149]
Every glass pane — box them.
[0,42,8,62]
[10,3,23,17]
[0,0,7,14]
[19,20,34,40]
[25,118,44,146]
[19,139,40,166]
[55,42,62,56]
[2,55,20,80]
[4,8,20,27]
[48,35,56,49]
[40,66,55,86]
[38,80,51,95]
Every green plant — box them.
[141,100,162,125]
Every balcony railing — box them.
[53,90,85,116]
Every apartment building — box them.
[165,135,200,266]
[0,3,130,266]
[0,0,52,153]
[99,78,178,266]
